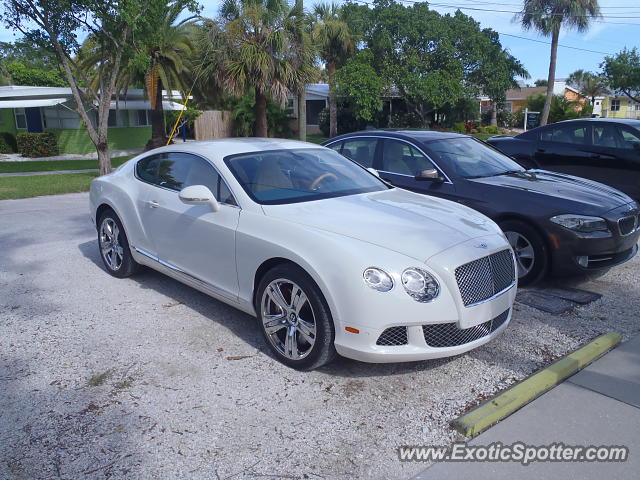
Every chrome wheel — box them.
[260,279,316,360]
[99,218,124,271]
[505,231,535,278]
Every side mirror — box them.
[415,168,445,183]
[179,185,220,212]
[367,167,380,178]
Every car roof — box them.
[327,129,468,143]
[559,118,640,127]
[150,138,322,158]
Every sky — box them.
[1,0,638,83]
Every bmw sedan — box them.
[487,118,640,201]
[90,139,516,370]
[323,131,640,285]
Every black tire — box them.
[97,209,140,278]
[255,263,336,370]
[499,220,548,286]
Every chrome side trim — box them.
[324,135,454,185]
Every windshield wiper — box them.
[495,170,525,176]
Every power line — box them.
[497,32,613,55]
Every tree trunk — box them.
[298,90,306,141]
[490,101,498,127]
[328,60,337,138]
[541,24,560,126]
[97,140,111,176]
[146,78,166,150]
[254,88,268,137]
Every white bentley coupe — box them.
[90,139,517,370]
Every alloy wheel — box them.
[505,231,535,278]
[99,217,124,271]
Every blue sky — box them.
[1,0,638,83]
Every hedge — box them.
[0,132,17,153]
[16,132,59,158]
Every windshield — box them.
[224,148,389,205]
[425,137,525,178]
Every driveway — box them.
[1,193,639,479]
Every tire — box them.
[255,264,336,370]
[97,210,140,278]
[499,220,548,286]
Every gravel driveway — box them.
[1,193,639,480]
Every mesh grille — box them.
[455,249,515,307]
[618,215,638,236]
[376,326,408,346]
[422,309,510,348]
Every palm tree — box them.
[312,2,355,138]
[567,69,608,105]
[200,0,312,137]
[518,0,600,126]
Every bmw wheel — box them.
[256,264,336,370]
[98,210,140,278]
[500,220,548,286]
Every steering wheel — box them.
[310,172,338,190]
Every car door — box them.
[589,123,640,199]
[534,122,594,176]
[377,138,457,201]
[142,152,241,300]
[332,137,379,169]
[133,153,166,258]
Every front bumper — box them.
[333,234,517,363]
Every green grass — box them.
[0,172,99,200]
[0,155,134,174]
[305,134,328,144]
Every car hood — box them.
[469,170,633,213]
[261,188,501,262]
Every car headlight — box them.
[363,267,393,292]
[550,214,609,233]
[401,267,439,302]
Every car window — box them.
[326,141,343,153]
[157,153,237,205]
[136,154,163,184]
[540,124,588,145]
[340,138,378,168]
[381,140,436,176]
[593,125,625,149]
[619,126,640,150]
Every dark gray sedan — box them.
[324,130,640,285]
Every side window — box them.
[619,127,640,150]
[593,125,624,149]
[340,138,378,168]
[540,125,587,145]
[136,154,163,184]
[326,141,343,153]
[381,140,435,176]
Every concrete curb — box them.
[451,332,622,438]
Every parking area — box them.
[1,193,639,480]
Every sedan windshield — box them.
[426,137,525,179]
[224,148,388,204]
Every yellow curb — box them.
[451,332,622,438]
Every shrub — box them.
[16,132,59,158]
[452,122,466,133]
[0,132,17,153]
[485,125,499,134]
[470,128,478,134]
[388,112,423,129]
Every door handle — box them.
[147,200,159,208]
[536,148,546,153]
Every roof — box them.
[503,86,547,101]
[561,118,640,126]
[159,138,323,158]
[327,129,468,143]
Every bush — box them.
[319,105,368,137]
[388,112,423,129]
[485,125,500,134]
[470,128,478,134]
[0,132,17,153]
[452,122,466,133]
[16,132,59,157]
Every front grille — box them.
[422,309,510,348]
[618,215,638,236]
[376,326,408,346]
[455,249,515,307]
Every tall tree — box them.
[566,69,608,104]
[0,0,148,175]
[200,0,311,137]
[312,2,354,138]
[518,0,601,126]
[601,48,640,103]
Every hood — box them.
[469,170,633,213]
[261,188,500,262]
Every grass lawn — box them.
[0,172,100,200]
[0,155,134,174]
[305,134,328,144]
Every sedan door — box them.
[142,152,241,300]
[534,122,594,175]
[377,139,458,202]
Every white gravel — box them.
[1,193,639,480]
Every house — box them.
[479,80,590,114]
[600,96,640,120]
[288,83,329,135]
[0,85,185,154]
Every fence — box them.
[194,110,233,140]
